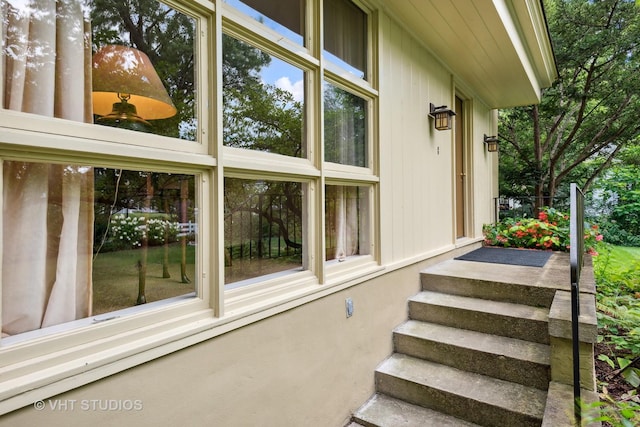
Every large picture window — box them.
[0,0,377,407]
[2,162,197,340]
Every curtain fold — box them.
[333,185,359,260]
[2,0,93,336]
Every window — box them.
[224,178,305,286]
[323,81,367,167]
[325,184,371,262]
[0,0,377,408]
[2,163,197,340]
[226,0,306,45]
[1,0,206,345]
[323,0,367,79]
[223,34,306,158]
[2,0,198,142]
[222,0,376,284]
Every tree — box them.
[592,144,640,245]
[498,0,640,210]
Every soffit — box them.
[381,0,557,109]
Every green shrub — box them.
[599,220,640,247]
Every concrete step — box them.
[353,393,481,427]
[375,354,547,427]
[409,291,550,344]
[394,320,551,389]
[421,259,559,307]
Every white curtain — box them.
[2,0,93,336]
[333,186,359,260]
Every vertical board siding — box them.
[378,13,495,265]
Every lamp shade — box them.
[92,45,176,120]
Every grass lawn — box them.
[92,243,195,314]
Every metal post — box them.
[569,183,584,423]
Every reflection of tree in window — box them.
[90,0,196,140]
[224,178,303,284]
[222,35,304,158]
[324,83,367,167]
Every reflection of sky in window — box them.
[225,1,304,103]
[261,56,304,103]
[225,0,303,44]
[324,51,365,80]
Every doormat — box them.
[455,247,553,268]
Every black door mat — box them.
[455,247,553,267]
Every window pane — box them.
[324,82,367,167]
[323,0,366,79]
[226,0,305,45]
[2,162,197,337]
[223,35,306,157]
[325,185,370,261]
[225,178,304,285]
[2,0,197,141]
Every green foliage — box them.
[594,244,640,356]
[592,145,640,246]
[499,0,640,204]
[581,395,640,427]
[483,207,602,253]
[586,244,640,425]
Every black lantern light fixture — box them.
[484,134,499,152]
[429,103,456,131]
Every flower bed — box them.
[483,207,602,254]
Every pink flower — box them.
[596,234,603,241]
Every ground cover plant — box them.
[586,244,640,426]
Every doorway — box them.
[454,96,466,239]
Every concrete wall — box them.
[2,257,449,427]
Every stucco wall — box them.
[1,258,445,427]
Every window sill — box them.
[0,261,386,416]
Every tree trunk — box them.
[180,178,190,284]
[137,174,153,305]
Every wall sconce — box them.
[92,45,177,131]
[484,134,499,152]
[429,103,456,131]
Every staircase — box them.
[351,256,585,427]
